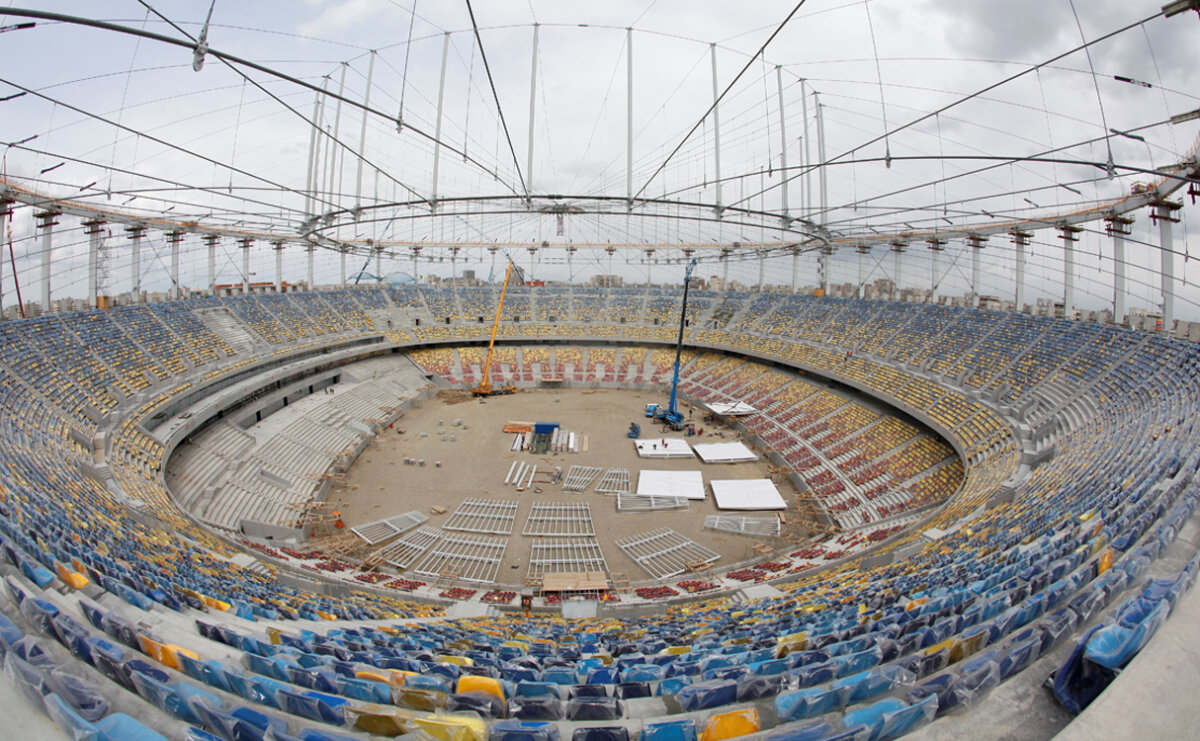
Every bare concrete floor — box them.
[331,387,809,586]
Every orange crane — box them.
[472,258,522,397]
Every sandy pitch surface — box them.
[330,387,804,586]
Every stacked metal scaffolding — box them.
[562,465,603,492]
[528,538,608,577]
[703,515,781,538]
[443,498,518,534]
[616,527,721,579]
[617,492,689,512]
[379,526,443,570]
[350,511,429,545]
[594,468,632,495]
[522,503,595,536]
[413,531,508,583]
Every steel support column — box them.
[1106,216,1132,323]
[34,209,60,312]
[127,224,145,303]
[83,219,105,308]
[1011,230,1031,310]
[1152,201,1183,332]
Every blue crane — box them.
[645,257,698,430]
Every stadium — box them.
[1,1,1199,740]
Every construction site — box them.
[324,384,806,594]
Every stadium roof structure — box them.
[0,1,1197,322]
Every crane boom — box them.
[473,257,521,396]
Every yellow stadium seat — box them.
[55,562,89,589]
[950,630,989,663]
[343,704,418,737]
[395,687,446,712]
[438,654,474,667]
[354,669,394,687]
[414,715,486,741]
[701,708,760,741]
[161,644,199,672]
[136,634,173,668]
[199,594,231,612]
[456,674,504,701]
[925,638,960,660]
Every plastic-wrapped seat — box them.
[275,687,349,724]
[46,693,169,741]
[764,718,839,741]
[18,596,59,636]
[5,649,109,723]
[842,697,906,740]
[342,703,419,736]
[621,664,665,683]
[831,665,915,705]
[130,669,211,725]
[700,708,759,741]
[1037,609,1079,654]
[650,674,688,696]
[774,685,849,723]
[586,666,619,685]
[997,634,1041,680]
[875,692,938,740]
[571,727,630,741]
[736,673,785,701]
[942,661,1002,714]
[335,676,391,704]
[791,660,836,689]
[448,689,507,719]
[676,679,738,712]
[565,695,623,720]
[394,686,448,712]
[948,625,990,663]
[641,718,697,741]
[489,720,561,741]
[188,697,290,741]
[510,693,564,720]
[413,713,487,741]
[615,681,651,699]
[514,681,559,699]
[178,655,234,694]
[84,636,134,691]
[1092,597,1169,671]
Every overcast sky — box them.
[0,0,1197,317]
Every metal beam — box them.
[431,32,450,208]
[354,50,376,215]
[526,24,539,196]
[777,65,790,224]
[710,43,722,216]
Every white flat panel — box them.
[694,441,758,463]
[634,438,694,459]
[710,478,786,510]
[705,401,758,416]
[636,469,706,500]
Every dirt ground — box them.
[330,387,806,586]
